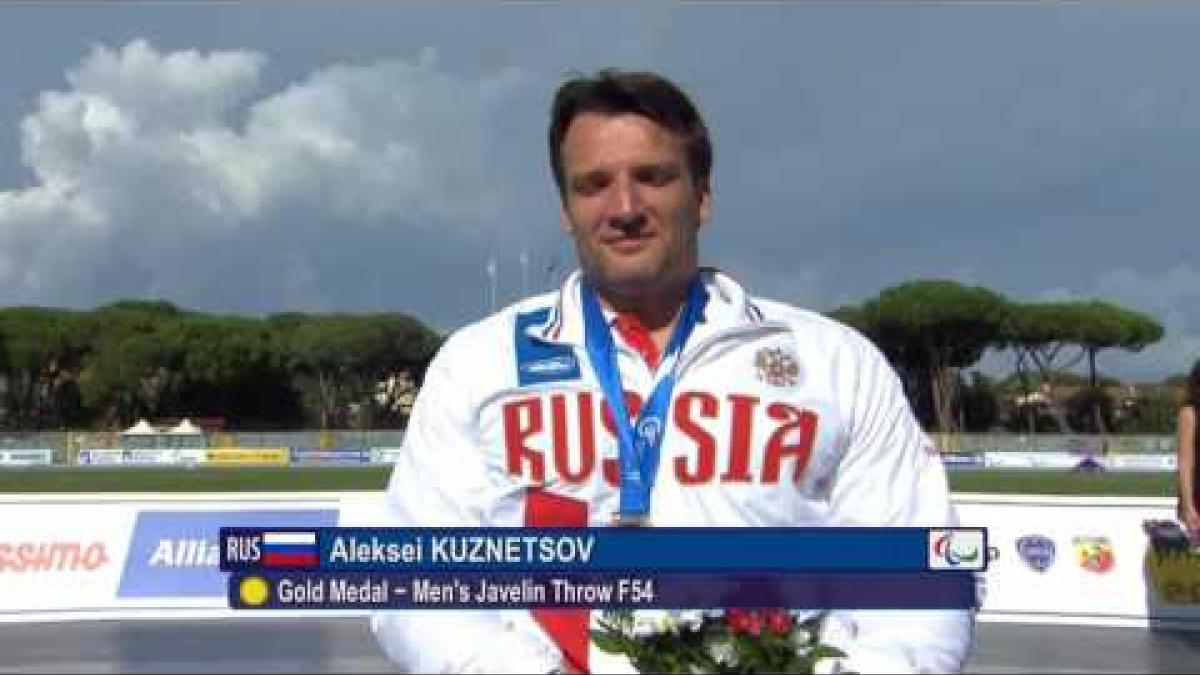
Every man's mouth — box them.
[602,234,651,254]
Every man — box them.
[372,69,973,673]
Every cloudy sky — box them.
[0,2,1197,382]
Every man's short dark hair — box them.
[548,69,712,200]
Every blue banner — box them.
[220,527,988,573]
[120,509,338,598]
[227,569,977,610]
[288,447,371,465]
[939,452,985,469]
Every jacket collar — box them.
[524,267,766,347]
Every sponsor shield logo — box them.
[1073,536,1115,574]
[1016,534,1056,572]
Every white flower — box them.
[599,610,634,632]
[791,627,813,649]
[589,648,640,675]
[812,656,850,675]
[627,609,708,636]
[705,636,736,664]
[630,609,674,636]
[676,610,706,630]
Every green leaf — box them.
[785,654,816,674]
[738,633,770,660]
[589,630,631,655]
[807,644,847,660]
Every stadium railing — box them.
[0,430,1176,466]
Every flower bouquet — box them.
[591,609,845,674]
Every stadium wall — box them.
[0,492,1196,629]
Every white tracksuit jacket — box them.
[371,268,974,673]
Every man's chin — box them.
[592,270,663,296]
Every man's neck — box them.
[596,281,690,352]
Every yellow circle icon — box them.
[239,576,270,607]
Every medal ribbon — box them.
[581,276,707,520]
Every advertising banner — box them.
[1108,454,1177,473]
[204,448,290,466]
[954,494,1200,627]
[76,449,183,466]
[979,452,1177,473]
[0,449,54,466]
[118,508,339,599]
[371,448,404,465]
[289,448,372,466]
[982,452,1082,470]
[2,492,1195,629]
[177,448,207,465]
[0,495,342,618]
[122,449,179,465]
[76,449,128,466]
[0,502,134,614]
[939,452,985,469]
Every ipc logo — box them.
[636,416,663,446]
[928,529,986,570]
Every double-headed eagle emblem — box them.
[754,347,800,388]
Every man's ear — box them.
[559,205,574,234]
[697,178,712,228]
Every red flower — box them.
[765,608,793,636]
[725,608,748,633]
[726,608,767,636]
[743,611,764,637]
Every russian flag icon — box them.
[262,531,319,567]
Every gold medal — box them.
[612,513,651,527]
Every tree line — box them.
[832,280,1170,434]
[0,300,442,431]
[0,282,1175,433]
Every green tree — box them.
[1069,302,1164,387]
[1001,300,1163,433]
[1117,388,1180,433]
[173,316,301,429]
[1066,386,1116,433]
[355,314,442,427]
[859,281,1011,432]
[1001,302,1086,433]
[271,313,440,429]
[960,372,1001,431]
[1071,301,1163,432]
[996,369,1122,391]
[1164,372,1192,388]
[79,318,187,428]
[0,308,92,428]
[0,298,442,431]
[826,304,868,333]
[76,300,196,426]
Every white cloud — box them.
[0,39,531,307]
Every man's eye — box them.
[635,165,679,186]
[572,174,609,196]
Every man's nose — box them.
[606,176,644,225]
